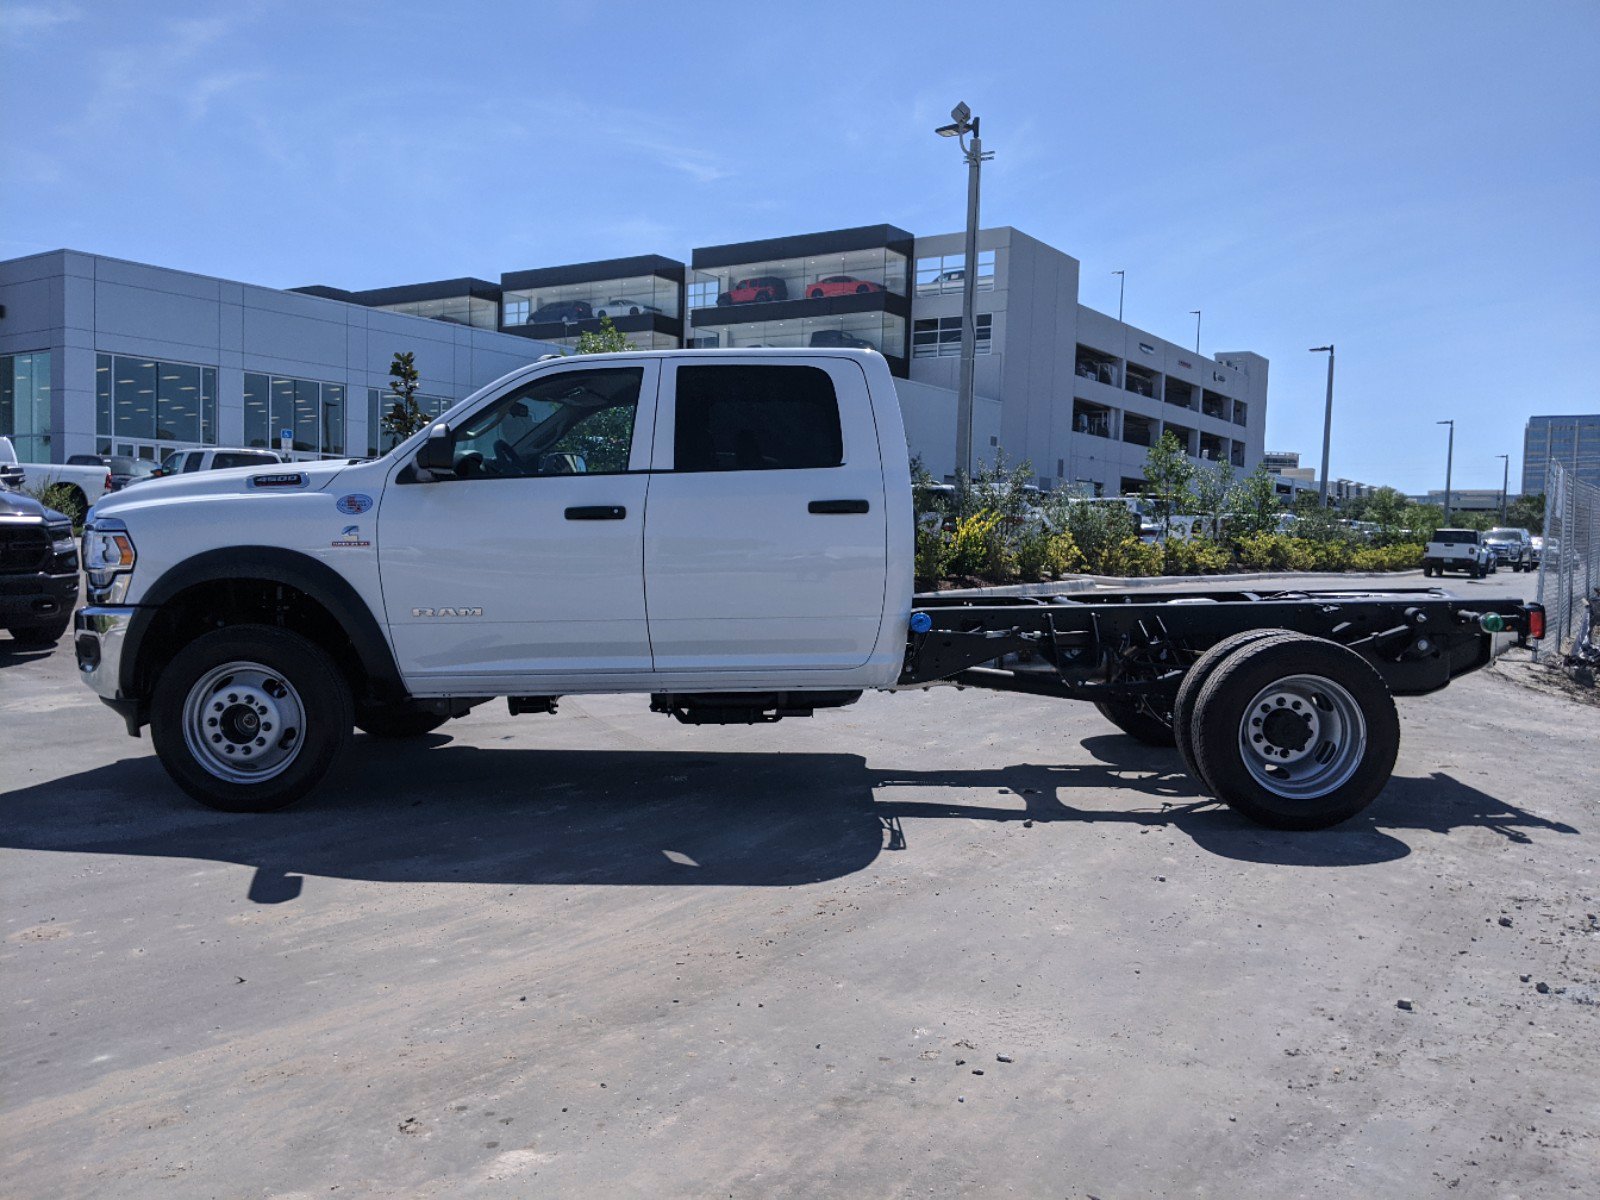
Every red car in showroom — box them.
[716,276,789,305]
[806,275,885,299]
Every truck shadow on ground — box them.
[0,732,1577,902]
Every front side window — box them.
[673,364,842,472]
[450,367,643,480]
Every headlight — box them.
[83,518,137,588]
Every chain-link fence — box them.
[1535,460,1600,665]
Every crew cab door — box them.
[378,359,659,682]
[643,356,887,672]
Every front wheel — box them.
[150,625,352,812]
[1191,637,1399,830]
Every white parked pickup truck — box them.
[74,349,1542,830]
[0,436,114,510]
[1423,528,1494,579]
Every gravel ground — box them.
[2,571,1596,1198]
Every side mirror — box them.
[414,423,455,475]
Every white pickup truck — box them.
[74,349,1542,830]
[0,436,114,511]
[1422,528,1494,578]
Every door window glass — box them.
[180,452,204,473]
[673,365,842,472]
[451,367,643,479]
[213,451,280,470]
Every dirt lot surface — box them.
[3,572,1596,1197]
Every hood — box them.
[0,487,69,524]
[89,458,359,521]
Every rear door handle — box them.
[809,499,871,515]
[564,505,627,520]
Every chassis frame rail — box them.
[899,587,1541,701]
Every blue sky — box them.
[3,0,1596,493]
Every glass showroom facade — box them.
[243,373,346,456]
[373,294,499,328]
[366,387,455,457]
[95,353,217,458]
[1,351,52,460]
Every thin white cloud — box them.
[2,1,80,38]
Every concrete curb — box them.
[934,569,1425,598]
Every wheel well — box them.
[132,578,377,706]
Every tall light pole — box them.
[1309,345,1335,507]
[1438,419,1455,522]
[1496,453,1509,522]
[936,101,992,477]
[1190,310,1201,354]
[1113,270,1125,322]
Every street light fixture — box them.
[1437,419,1455,522]
[934,101,992,478]
[1309,345,1335,508]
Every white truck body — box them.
[82,349,914,698]
[0,436,113,506]
[1423,528,1491,577]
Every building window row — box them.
[689,249,909,311]
[1,351,52,460]
[912,314,993,358]
[96,353,216,452]
[914,250,996,295]
[244,373,344,456]
[503,274,682,327]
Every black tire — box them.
[1093,698,1176,747]
[150,624,352,812]
[355,703,449,739]
[756,291,772,303]
[1191,637,1400,830]
[809,288,824,299]
[1174,629,1305,792]
[856,284,871,293]
[7,614,71,649]
[1422,565,1433,578]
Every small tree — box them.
[1192,458,1235,539]
[1226,464,1281,539]
[1506,491,1545,534]
[1365,486,1409,540]
[1141,431,1196,537]
[575,314,633,355]
[381,350,428,445]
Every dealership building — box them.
[1,224,1269,496]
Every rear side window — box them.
[1436,529,1477,543]
[213,452,277,470]
[673,365,843,472]
[181,453,204,473]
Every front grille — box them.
[0,526,51,574]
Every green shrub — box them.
[1094,536,1163,577]
[914,521,952,585]
[1234,533,1316,572]
[1350,542,1423,571]
[1162,536,1232,575]
[24,481,88,527]
[947,512,1009,579]
[1016,527,1087,582]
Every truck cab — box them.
[75,349,913,810]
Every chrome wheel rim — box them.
[1237,673,1367,799]
[182,660,305,784]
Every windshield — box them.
[1485,529,1520,541]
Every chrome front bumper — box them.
[74,605,137,701]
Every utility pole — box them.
[1190,310,1201,354]
[935,102,992,478]
[1496,453,1509,522]
[1113,270,1125,322]
[1438,419,1456,522]
[1310,345,1335,507]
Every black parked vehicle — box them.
[531,300,595,323]
[0,488,80,648]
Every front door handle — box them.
[565,505,627,520]
[808,499,871,515]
